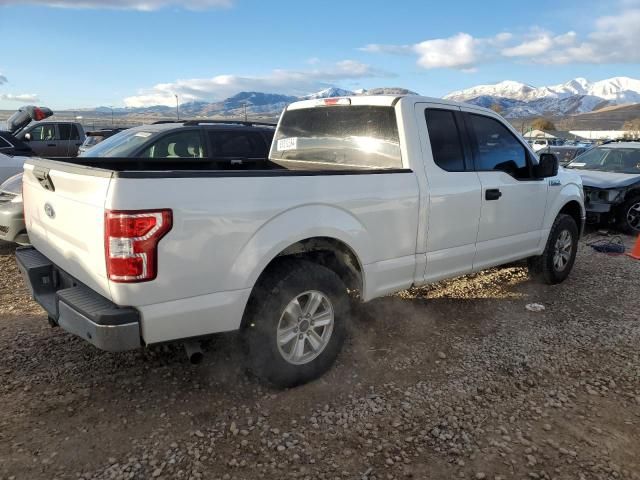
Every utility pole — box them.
[243,102,248,122]
[109,106,114,126]
[175,94,180,121]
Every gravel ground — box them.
[1,234,639,480]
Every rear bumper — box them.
[15,246,141,352]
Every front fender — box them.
[541,180,585,245]
[228,204,372,290]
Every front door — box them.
[463,111,548,271]
[23,124,59,157]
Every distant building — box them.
[568,130,632,141]
[523,129,633,142]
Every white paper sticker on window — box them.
[134,132,152,138]
[569,162,586,167]
[277,137,297,151]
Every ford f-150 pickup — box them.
[16,95,585,387]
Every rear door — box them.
[417,103,482,283]
[23,161,113,298]
[207,130,269,168]
[462,110,548,270]
[56,123,83,157]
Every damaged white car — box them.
[566,142,640,233]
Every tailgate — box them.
[23,161,113,300]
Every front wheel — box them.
[619,195,640,234]
[244,259,349,388]
[528,214,579,285]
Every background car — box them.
[0,152,28,184]
[77,128,128,155]
[537,145,588,165]
[80,120,275,169]
[566,141,640,233]
[0,172,27,245]
[0,131,33,157]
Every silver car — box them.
[0,172,27,245]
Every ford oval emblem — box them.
[44,202,56,219]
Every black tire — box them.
[619,195,640,234]
[243,259,349,388]
[527,214,579,285]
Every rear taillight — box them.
[105,209,172,283]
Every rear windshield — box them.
[80,129,151,157]
[271,106,402,170]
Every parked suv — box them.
[17,96,583,387]
[80,120,275,168]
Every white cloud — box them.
[359,44,414,55]
[124,61,389,107]
[361,4,640,69]
[414,33,478,69]
[0,0,232,10]
[0,93,40,102]
[0,74,7,85]
[360,32,513,71]
[502,30,577,58]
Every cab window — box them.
[425,109,466,172]
[469,114,531,179]
[28,124,56,141]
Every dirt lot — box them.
[1,235,639,480]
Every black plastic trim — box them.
[24,158,412,179]
[15,246,139,326]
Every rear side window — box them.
[272,106,402,170]
[469,114,530,179]
[58,124,80,140]
[425,109,465,172]
[209,131,268,157]
[141,130,204,158]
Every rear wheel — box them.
[619,195,640,234]
[528,214,579,285]
[244,259,349,388]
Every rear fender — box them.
[229,204,371,292]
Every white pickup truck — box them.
[16,95,585,387]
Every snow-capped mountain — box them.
[85,87,419,119]
[303,87,355,99]
[444,77,640,118]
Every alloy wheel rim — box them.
[553,229,573,272]
[276,290,335,365]
[627,202,640,232]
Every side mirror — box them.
[534,153,559,178]
[23,133,31,142]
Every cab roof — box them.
[286,94,495,115]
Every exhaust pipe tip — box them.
[184,341,204,365]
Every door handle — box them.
[485,188,502,201]
[47,143,57,147]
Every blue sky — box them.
[1,0,639,109]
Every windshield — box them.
[567,147,640,174]
[82,135,106,148]
[271,105,402,170]
[0,172,23,195]
[80,129,151,157]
